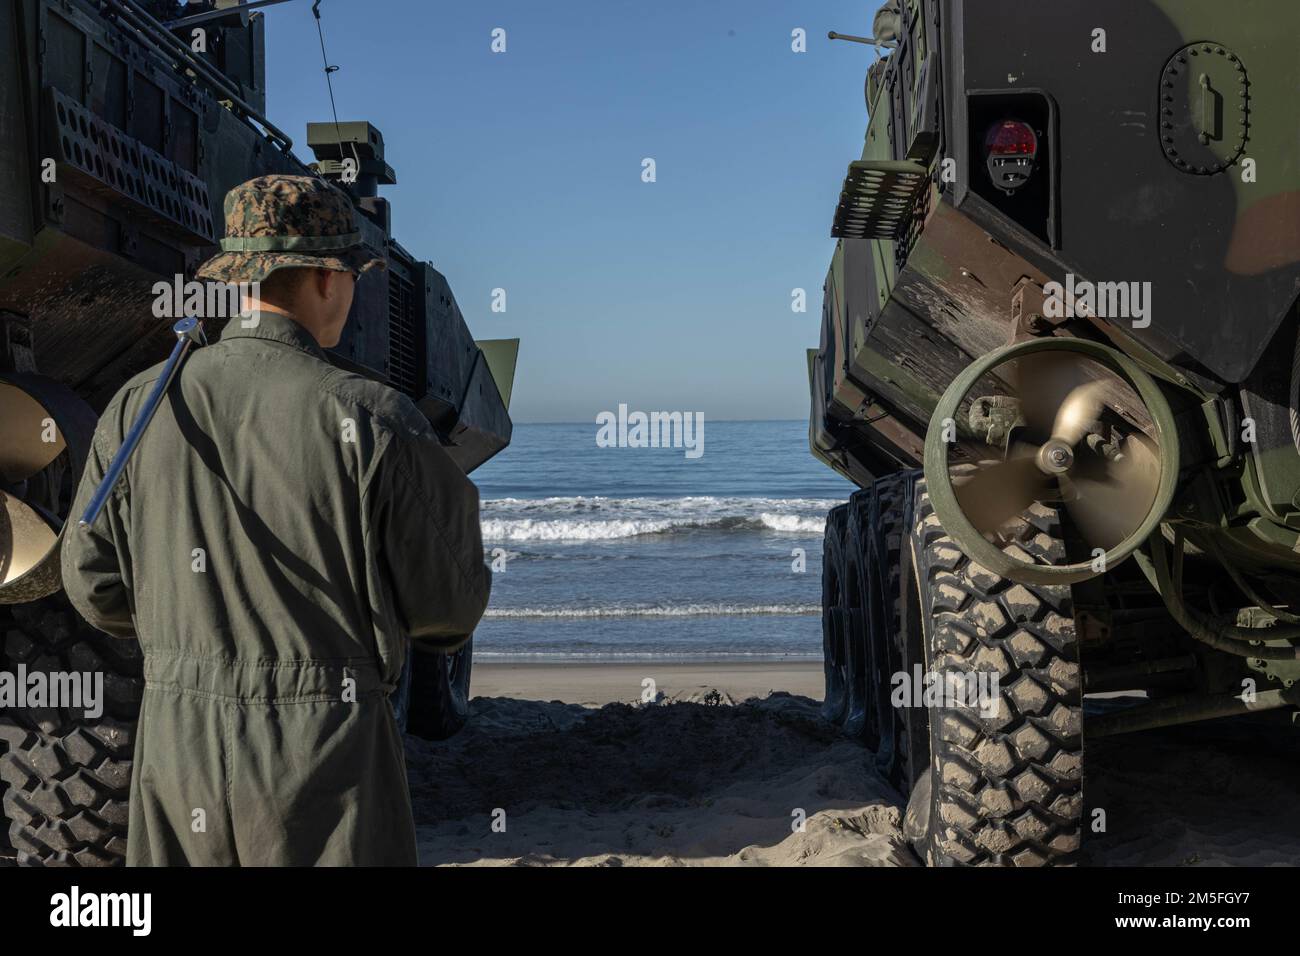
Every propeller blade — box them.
[0,383,66,483]
[1064,433,1161,552]
[0,490,59,586]
[1012,353,1096,440]
[1052,381,1108,446]
[953,454,1051,535]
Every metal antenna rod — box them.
[79,318,207,529]
[828,31,897,48]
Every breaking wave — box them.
[482,603,820,619]
[480,496,837,542]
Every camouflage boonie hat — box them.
[195,174,385,284]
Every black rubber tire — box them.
[820,504,850,724]
[841,490,874,740]
[0,599,142,866]
[406,638,473,741]
[0,715,8,863]
[867,470,924,789]
[901,477,1084,866]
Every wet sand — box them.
[471,660,824,707]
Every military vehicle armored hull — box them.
[811,0,1299,865]
[0,0,516,864]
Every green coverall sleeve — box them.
[369,429,491,651]
[61,429,137,639]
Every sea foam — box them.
[480,495,838,542]
[482,603,821,619]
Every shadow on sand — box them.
[406,693,1300,867]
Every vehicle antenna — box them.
[310,1,358,171]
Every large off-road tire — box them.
[0,599,142,866]
[901,478,1084,866]
[406,638,473,741]
[867,470,925,789]
[820,504,850,724]
[841,490,874,741]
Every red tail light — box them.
[985,120,1037,156]
[984,120,1038,192]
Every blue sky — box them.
[261,0,879,422]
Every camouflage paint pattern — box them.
[810,0,1300,569]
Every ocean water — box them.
[470,420,855,662]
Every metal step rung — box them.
[830,159,929,240]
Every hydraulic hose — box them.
[1204,537,1300,625]
[1133,531,1300,660]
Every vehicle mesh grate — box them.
[387,270,419,397]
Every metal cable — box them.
[311,1,359,172]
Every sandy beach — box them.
[470,661,825,707]
[407,662,1300,867]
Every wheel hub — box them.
[1036,440,1074,475]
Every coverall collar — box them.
[220,310,329,360]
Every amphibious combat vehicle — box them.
[0,0,516,864]
[810,0,1299,865]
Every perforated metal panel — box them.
[48,87,215,244]
[830,159,929,240]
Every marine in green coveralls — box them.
[61,175,491,865]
